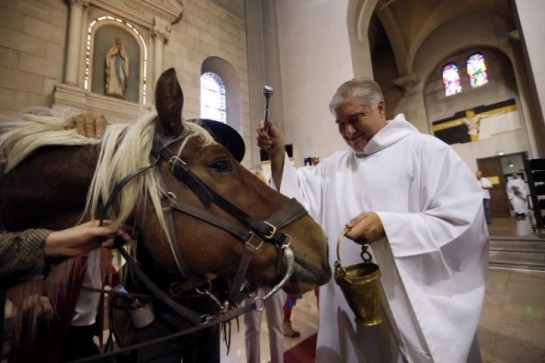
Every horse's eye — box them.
[211,159,232,172]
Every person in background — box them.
[506,172,529,219]
[282,294,300,338]
[243,170,285,363]
[257,77,488,362]
[476,170,493,225]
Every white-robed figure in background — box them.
[506,172,529,219]
[256,78,489,363]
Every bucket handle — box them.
[336,227,351,264]
[336,227,375,270]
[334,228,350,279]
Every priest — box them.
[256,77,489,363]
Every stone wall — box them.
[0,0,254,166]
[0,0,67,113]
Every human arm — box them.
[506,181,514,199]
[343,133,486,257]
[256,120,285,189]
[345,212,385,244]
[481,177,493,190]
[44,220,132,258]
[0,220,131,288]
[377,139,486,258]
[0,229,51,286]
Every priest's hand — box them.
[345,212,385,244]
[257,119,284,156]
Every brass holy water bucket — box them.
[334,228,382,326]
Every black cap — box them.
[188,118,246,162]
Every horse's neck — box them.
[1,144,100,231]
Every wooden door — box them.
[477,157,511,217]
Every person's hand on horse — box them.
[64,112,108,139]
[345,212,385,244]
[44,220,133,258]
[257,119,285,157]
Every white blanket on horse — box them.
[275,116,489,363]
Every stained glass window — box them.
[467,53,489,88]
[201,72,226,122]
[442,63,462,97]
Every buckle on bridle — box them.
[261,220,277,240]
[245,232,265,252]
[168,155,186,168]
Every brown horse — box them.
[0,68,331,362]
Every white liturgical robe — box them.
[276,115,489,363]
[506,177,529,215]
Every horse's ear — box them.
[155,67,184,137]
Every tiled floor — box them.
[220,216,545,363]
[479,268,545,362]
[488,216,540,237]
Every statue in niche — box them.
[105,38,129,98]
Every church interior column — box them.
[65,0,89,86]
[151,17,171,89]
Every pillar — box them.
[65,0,89,85]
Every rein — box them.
[72,299,259,363]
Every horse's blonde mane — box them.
[0,108,100,172]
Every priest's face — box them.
[334,98,387,151]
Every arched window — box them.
[442,63,462,97]
[466,52,489,88]
[200,72,226,122]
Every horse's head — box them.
[129,68,330,296]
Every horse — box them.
[0,68,331,362]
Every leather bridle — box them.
[99,132,308,328]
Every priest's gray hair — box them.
[329,77,384,113]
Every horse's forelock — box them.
[177,120,217,155]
